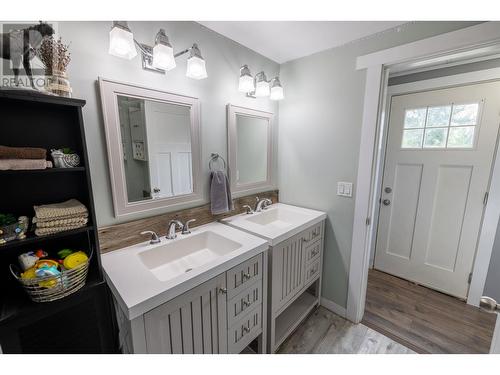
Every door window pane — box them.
[404,108,427,128]
[423,127,448,148]
[447,126,475,148]
[426,106,451,127]
[402,129,424,148]
[451,103,479,126]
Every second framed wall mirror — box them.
[227,104,274,195]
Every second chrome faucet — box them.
[166,218,196,239]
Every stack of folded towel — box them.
[0,145,52,170]
[33,199,88,236]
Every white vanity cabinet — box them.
[113,252,267,354]
[269,221,324,352]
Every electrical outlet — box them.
[132,141,146,161]
[337,182,353,198]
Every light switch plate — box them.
[337,182,353,198]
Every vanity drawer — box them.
[301,222,323,243]
[304,238,322,264]
[305,259,321,284]
[227,279,262,327]
[226,254,262,298]
[228,304,262,354]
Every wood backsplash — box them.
[98,190,279,253]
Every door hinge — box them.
[483,192,489,205]
[468,272,473,284]
[366,217,371,226]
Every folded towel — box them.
[210,170,234,215]
[33,199,88,221]
[0,159,52,170]
[35,223,86,237]
[0,145,47,160]
[34,216,88,228]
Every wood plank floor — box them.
[363,269,497,354]
[277,306,415,354]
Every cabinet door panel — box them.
[272,234,305,313]
[145,274,226,353]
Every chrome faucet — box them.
[166,220,184,240]
[255,197,272,212]
[242,205,254,214]
[140,230,161,244]
[182,219,196,235]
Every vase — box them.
[45,70,72,98]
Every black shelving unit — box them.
[0,90,117,353]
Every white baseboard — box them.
[320,297,347,318]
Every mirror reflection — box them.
[235,114,269,184]
[117,95,193,203]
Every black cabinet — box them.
[0,90,117,353]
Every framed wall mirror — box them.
[227,104,274,195]
[99,77,202,217]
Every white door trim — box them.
[347,21,500,323]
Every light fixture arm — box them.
[135,41,196,59]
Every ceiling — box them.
[198,21,407,64]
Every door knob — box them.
[153,187,160,193]
[382,199,391,206]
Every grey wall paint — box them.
[57,21,279,226]
[278,21,481,308]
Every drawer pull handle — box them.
[311,249,319,256]
[242,273,251,280]
[310,268,317,276]
[242,326,250,335]
[302,238,310,243]
[243,300,251,308]
[219,287,227,295]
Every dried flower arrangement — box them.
[37,37,72,97]
[37,36,71,75]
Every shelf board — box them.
[0,277,104,325]
[274,291,319,350]
[0,167,85,175]
[0,226,94,251]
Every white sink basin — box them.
[101,222,268,319]
[245,206,306,228]
[222,203,327,246]
[139,231,241,282]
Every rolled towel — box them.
[0,159,52,170]
[33,199,88,221]
[0,145,47,160]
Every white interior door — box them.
[374,81,500,299]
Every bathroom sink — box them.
[222,203,327,246]
[101,221,268,319]
[245,206,305,228]
[139,231,241,282]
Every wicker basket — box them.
[10,251,92,303]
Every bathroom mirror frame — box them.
[99,77,202,217]
[227,104,274,195]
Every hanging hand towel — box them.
[210,170,234,215]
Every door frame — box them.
[347,22,500,325]
[370,72,500,294]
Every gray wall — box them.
[278,21,481,308]
[57,21,279,226]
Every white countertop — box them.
[102,222,268,320]
[221,203,327,246]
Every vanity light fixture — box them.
[108,21,137,60]
[270,77,284,101]
[238,65,255,93]
[108,21,207,79]
[254,71,270,97]
[185,44,208,79]
[238,65,284,100]
[152,29,176,71]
